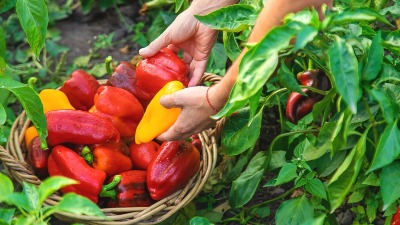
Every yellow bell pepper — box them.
[39,89,75,113]
[135,81,184,144]
[24,125,39,149]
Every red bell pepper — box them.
[47,145,106,203]
[60,69,100,111]
[135,47,189,107]
[100,170,153,207]
[147,140,200,200]
[129,141,160,170]
[46,109,120,146]
[80,146,133,178]
[188,134,202,152]
[91,86,144,138]
[106,61,138,98]
[393,208,400,225]
[27,136,51,179]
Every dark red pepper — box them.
[100,170,153,207]
[286,69,330,123]
[188,134,202,152]
[393,208,400,225]
[129,141,159,170]
[106,61,138,98]
[91,86,144,138]
[147,140,200,200]
[46,109,120,146]
[60,69,100,111]
[27,136,51,179]
[47,145,106,203]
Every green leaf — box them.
[0,26,5,59]
[267,150,287,171]
[221,108,262,156]
[229,151,269,208]
[79,0,94,14]
[21,182,39,212]
[275,195,314,225]
[54,193,106,217]
[327,131,367,213]
[224,148,253,184]
[0,208,15,224]
[380,161,400,210]
[294,25,318,51]
[275,163,297,186]
[0,104,6,126]
[174,0,185,13]
[195,4,258,32]
[206,43,227,75]
[383,30,400,55]
[190,217,214,225]
[327,35,360,114]
[0,0,16,13]
[305,179,327,199]
[277,60,305,95]
[368,122,400,172]
[0,173,14,200]
[363,31,383,81]
[3,193,30,212]
[370,88,399,124]
[38,176,77,205]
[0,76,47,148]
[330,7,392,26]
[16,0,49,56]
[223,32,241,61]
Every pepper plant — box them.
[190,0,400,224]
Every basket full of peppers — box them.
[1,48,223,225]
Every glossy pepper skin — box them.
[46,110,120,146]
[91,86,144,138]
[147,140,200,200]
[392,208,400,225]
[80,146,133,178]
[129,141,159,170]
[38,89,75,113]
[100,170,153,207]
[106,62,138,99]
[135,81,184,144]
[47,145,106,203]
[135,47,189,107]
[27,136,51,179]
[286,69,330,123]
[60,69,100,111]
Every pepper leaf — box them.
[327,35,360,114]
[363,31,384,81]
[380,161,400,211]
[0,26,5,59]
[223,31,241,61]
[0,0,16,14]
[15,0,48,57]
[277,60,305,95]
[54,193,106,218]
[330,7,393,26]
[229,151,269,208]
[0,173,14,200]
[275,195,314,225]
[370,88,399,124]
[275,163,298,186]
[38,176,78,206]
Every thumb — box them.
[139,31,171,57]
[159,93,180,109]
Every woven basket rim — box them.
[0,73,224,225]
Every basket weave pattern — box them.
[0,73,223,225]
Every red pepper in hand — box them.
[100,170,153,207]
[91,86,144,138]
[60,69,100,111]
[47,145,106,203]
[46,110,120,146]
[27,136,51,179]
[286,69,330,123]
[135,48,189,107]
[147,141,200,200]
[129,141,159,170]
[80,146,133,178]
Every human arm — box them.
[139,0,239,86]
[157,0,334,141]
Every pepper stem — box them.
[80,146,94,165]
[307,58,313,71]
[105,56,113,75]
[99,175,122,200]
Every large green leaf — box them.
[330,7,392,26]
[327,35,360,114]
[370,88,399,124]
[0,173,14,201]
[275,195,314,225]
[0,26,5,59]
[21,182,39,212]
[368,122,400,172]
[363,31,383,81]
[223,31,241,61]
[0,0,16,13]
[221,108,262,156]
[15,0,48,56]
[0,104,5,126]
[277,60,305,95]
[383,30,400,55]
[293,25,318,51]
[0,208,15,224]
[54,193,105,217]
[327,131,366,212]
[380,161,400,210]
[229,151,269,208]
[38,176,77,205]
[275,163,297,186]
[0,76,47,148]
[195,4,258,32]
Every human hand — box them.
[139,8,218,87]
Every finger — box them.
[167,44,181,54]
[139,30,171,57]
[157,125,189,141]
[182,52,193,64]
[159,92,183,109]
[188,60,208,87]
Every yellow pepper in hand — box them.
[135,81,184,144]
[39,89,75,113]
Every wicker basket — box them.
[0,73,224,225]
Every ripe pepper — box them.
[147,140,200,200]
[90,86,144,138]
[24,125,39,149]
[100,170,153,207]
[286,69,330,123]
[46,109,120,146]
[135,81,184,144]
[135,47,189,107]
[27,136,51,179]
[47,145,106,203]
[392,208,400,225]
[60,69,100,111]
[106,61,138,100]
[129,141,160,170]
[38,89,75,113]
[80,146,133,178]
[188,134,202,152]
